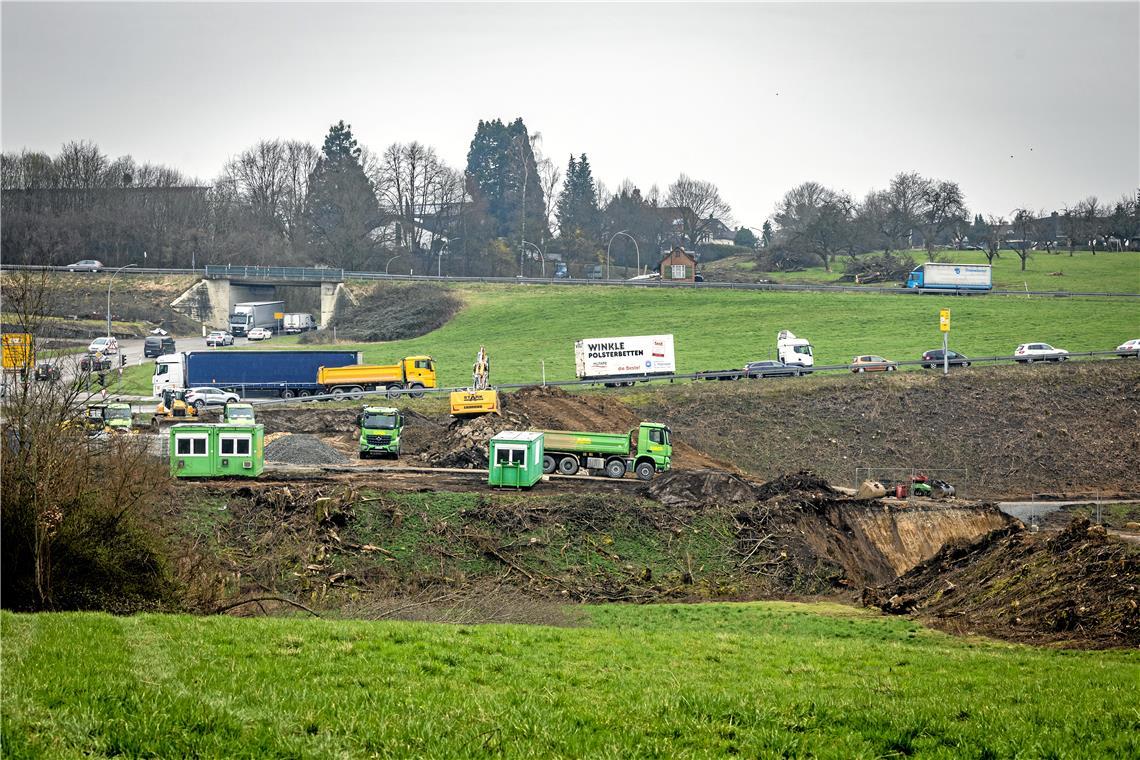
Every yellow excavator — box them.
[449,345,500,416]
[150,389,200,428]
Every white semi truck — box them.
[575,334,676,386]
[228,301,284,337]
[777,330,814,369]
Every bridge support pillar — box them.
[319,282,342,329]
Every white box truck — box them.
[228,301,284,336]
[283,313,316,334]
[575,334,675,385]
[905,263,992,292]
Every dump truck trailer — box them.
[540,421,672,480]
[317,356,437,398]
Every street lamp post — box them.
[385,254,402,275]
[606,230,640,279]
[106,264,137,337]
[521,240,545,277]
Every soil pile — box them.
[648,469,765,507]
[863,518,1140,649]
[265,434,349,465]
[303,282,460,343]
[628,361,1140,497]
[419,410,530,468]
[508,385,728,470]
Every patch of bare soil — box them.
[626,361,1140,497]
[863,518,1140,649]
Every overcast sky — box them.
[3,1,1137,225]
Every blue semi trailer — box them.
[152,350,361,399]
[905,263,993,292]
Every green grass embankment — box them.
[709,249,1140,293]
[3,604,1137,758]
[115,284,1138,395]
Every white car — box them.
[185,387,240,410]
[247,327,272,341]
[87,336,119,355]
[1116,338,1140,357]
[206,331,235,347]
[1014,343,1068,363]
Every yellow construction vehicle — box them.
[151,389,200,427]
[450,345,500,416]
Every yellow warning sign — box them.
[939,309,951,333]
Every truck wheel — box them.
[349,386,364,400]
[635,461,656,481]
[557,456,579,475]
[387,383,404,399]
[543,454,557,474]
[298,390,312,398]
[604,459,626,479]
[281,389,296,399]
[408,382,425,399]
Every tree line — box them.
[3,122,1137,276]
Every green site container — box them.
[169,423,264,478]
[488,431,544,489]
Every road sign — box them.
[939,308,951,332]
[274,312,284,320]
[1,333,33,370]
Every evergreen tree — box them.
[556,153,600,239]
[464,118,546,242]
[761,220,773,248]
[304,121,382,270]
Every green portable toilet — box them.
[488,431,544,489]
[170,423,264,478]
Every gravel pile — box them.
[265,434,349,465]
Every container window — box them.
[175,435,208,456]
[495,446,526,466]
[220,435,252,456]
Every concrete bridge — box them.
[170,265,351,330]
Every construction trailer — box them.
[169,423,265,478]
[488,431,544,489]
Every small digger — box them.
[449,345,500,417]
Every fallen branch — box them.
[215,595,321,618]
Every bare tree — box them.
[1010,208,1035,270]
[536,156,561,242]
[882,172,926,251]
[773,181,855,272]
[916,179,967,261]
[983,215,1006,265]
[665,174,733,247]
[1076,196,1102,254]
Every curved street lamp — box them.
[385,254,402,275]
[606,230,640,279]
[106,264,137,337]
[521,240,545,277]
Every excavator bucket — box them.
[450,389,500,416]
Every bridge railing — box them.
[204,265,345,282]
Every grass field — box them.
[3,604,1137,758]
[113,283,1139,394]
[707,249,1140,293]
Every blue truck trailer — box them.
[905,263,993,292]
[152,350,361,399]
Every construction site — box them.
[155,363,1139,651]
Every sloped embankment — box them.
[627,361,1140,497]
[863,518,1140,649]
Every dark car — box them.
[744,360,804,378]
[144,335,176,358]
[921,349,970,369]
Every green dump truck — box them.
[356,405,403,459]
[540,421,672,480]
[223,402,256,425]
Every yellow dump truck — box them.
[317,355,437,399]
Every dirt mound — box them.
[508,385,728,470]
[627,362,1140,497]
[648,469,763,507]
[303,282,460,343]
[863,518,1140,649]
[419,410,530,468]
[752,471,837,503]
[265,434,349,465]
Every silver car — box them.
[68,259,104,272]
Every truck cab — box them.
[223,402,256,425]
[634,422,672,475]
[777,330,814,368]
[86,402,134,434]
[403,356,437,389]
[357,406,403,459]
